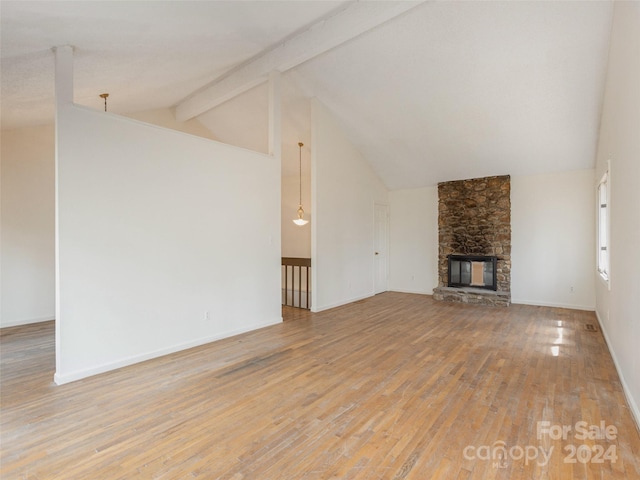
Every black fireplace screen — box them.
[448,255,497,291]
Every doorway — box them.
[374,204,389,294]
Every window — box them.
[597,170,609,282]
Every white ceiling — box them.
[1,0,613,189]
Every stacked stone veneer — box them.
[433,175,511,306]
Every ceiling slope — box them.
[1,1,614,189]
[292,0,614,188]
[0,0,346,129]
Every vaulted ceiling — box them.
[1,0,613,189]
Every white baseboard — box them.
[388,289,433,296]
[1,316,55,329]
[594,310,640,432]
[53,317,282,385]
[511,299,595,311]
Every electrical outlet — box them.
[570,286,574,293]
[204,311,210,321]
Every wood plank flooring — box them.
[1,292,639,479]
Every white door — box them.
[374,204,389,294]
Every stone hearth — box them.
[433,287,510,307]
[433,175,511,306]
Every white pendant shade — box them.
[293,204,308,226]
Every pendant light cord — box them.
[293,142,308,226]
[298,142,303,205]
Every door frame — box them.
[374,203,390,294]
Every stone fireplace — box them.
[433,175,511,306]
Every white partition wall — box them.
[55,105,281,384]
[311,99,388,312]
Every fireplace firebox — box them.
[448,255,497,291]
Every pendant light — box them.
[293,142,309,226]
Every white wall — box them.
[198,82,269,154]
[511,170,596,310]
[196,77,313,262]
[125,108,216,140]
[1,125,56,327]
[0,108,225,329]
[388,187,438,294]
[55,105,281,383]
[311,99,388,312]
[594,1,640,427]
[387,170,595,310]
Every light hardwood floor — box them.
[1,292,639,479]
